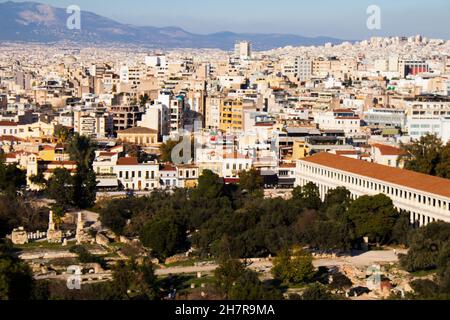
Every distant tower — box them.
[234,41,252,60]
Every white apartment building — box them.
[315,110,361,135]
[115,157,160,191]
[0,121,18,136]
[408,116,450,142]
[74,110,112,138]
[406,99,450,142]
[364,108,407,129]
[205,96,221,129]
[222,153,253,181]
[295,57,313,82]
[235,41,252,60]
[296,153,450,227]
[159,165,178,189]
[138,102,170,136]
[157,91,183,134]
[93,151,119,189]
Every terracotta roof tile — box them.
[301,153,450,199]
[372,144,406,156]
[117,157,139,166]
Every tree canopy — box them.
[400,134,450,178]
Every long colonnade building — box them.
[295,153,450,227]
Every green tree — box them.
[54,125,73,144]
[100,199,133,235]
[323,187,352,220]
[139,94,150,107]
[140,216,187,260]
[45,168,74,211]
[272,246,316,285]
[214,259,282,300]
[391,212,412,245]
[67,133,97,208]
[108,259,159,300]
[292,183,322,210]
[347,194,399,244]
[436,142,450,179]
[399,134,445,177]
[301,283,338,300]
[0,242,34,300]
[214,259,247,299]
[228,270,282,300]
[191,170,224,200]
[239,169,264,195]
[159,140,180,163]
[0,162,26,196]
[400,222,450,272]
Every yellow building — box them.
[117,127,158,146]
[220,98,244,132]
[38,144,68,162]
[177,164,199,189]
[292,140,310,161]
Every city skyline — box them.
[5,0,450,40]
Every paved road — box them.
[154,250,405,276]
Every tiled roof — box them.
[0,135,23,142]
[118,127,158,134]
[372,144,406,156]
[117,157,139,166]
[301,152,450,199]
[0,121,18,126]
[280,163,296,168]
[99,152,117,157]
[335,150,359,155]
[49,161,77,166]
[223,152,249,159]
[161,165,176,171]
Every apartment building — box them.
[110,105,144,132]
[205,96,222,129]
[315,109,362,135]
[295,57,313,82]
[74,110,112,138]
[220,98,244,132]
[115,157,160,191]
[399,59,430,78]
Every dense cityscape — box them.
[0,0,450,305]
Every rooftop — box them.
[118,127,158,135]
[372,144,406,156]
[301,152,450,199]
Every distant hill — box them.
[0,1,346,50]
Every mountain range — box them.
[0,1,346,50]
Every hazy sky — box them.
[7,0,450,39]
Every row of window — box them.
[301,163,450,212]
[225,163,250,171]
[119,170,156,180]
[2,128,17,134]
[178,170,197,178]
